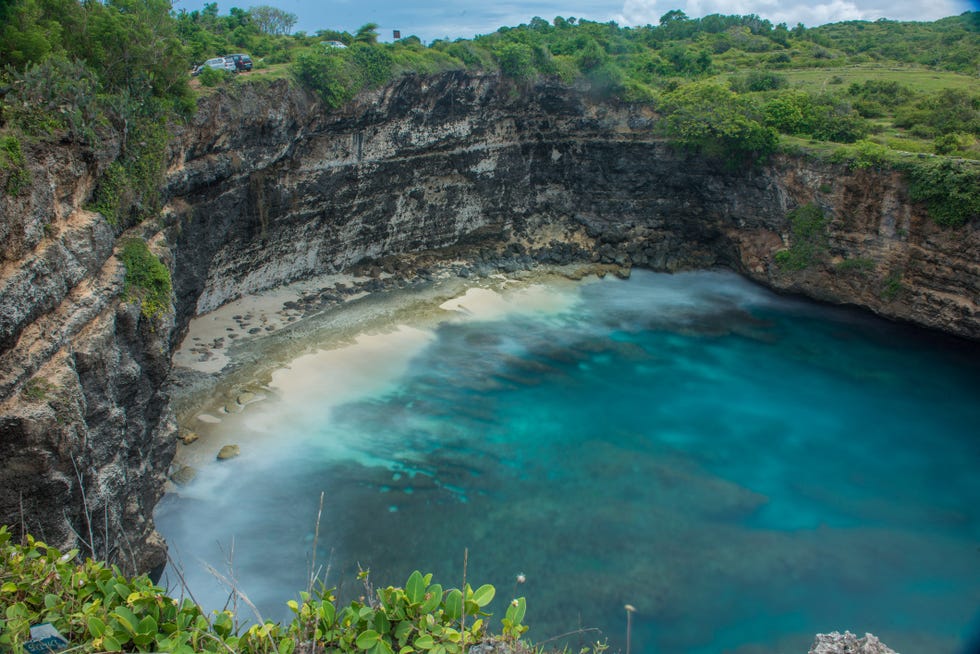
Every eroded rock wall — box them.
[167,73,979,342]
[1,71,977,573]
[0,135,176,573]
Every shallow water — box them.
[156,270,980,654]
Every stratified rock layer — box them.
[1,72,978,574]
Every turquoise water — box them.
[156,270,980,654]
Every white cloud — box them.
[615,0,973,27]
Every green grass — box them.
[782,64,980,95]
[189,64,293,99]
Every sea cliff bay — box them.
[158,266,980,654]
[1,70,979,653]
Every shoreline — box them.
[164,260,623,485]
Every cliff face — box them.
[1,71,977,572]
[0,133,175,572]
[167,73,979,338]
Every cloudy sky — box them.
[171,0,978,42]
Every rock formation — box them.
[1,71,977,574]
[809,631,897,654]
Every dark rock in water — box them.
[808,632,897,654]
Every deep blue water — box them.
[157,270,980,654]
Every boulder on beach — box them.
[180,430,199,445]
[217,444,241,460]
[171,466,198,486]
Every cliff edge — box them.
[1,72,977,574]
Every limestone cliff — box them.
[0,71,977,573]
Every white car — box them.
[193,57,236,75]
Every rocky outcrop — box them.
[166,74,979,340]
[0,130,175,573]
[808,631,897,654]
[1,71,978,574]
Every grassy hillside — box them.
[2,3,977,225]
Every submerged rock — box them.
[808,632,897,654]
[170,466,198,486]
[216,444,241,460]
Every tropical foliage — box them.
[0,2,977,221]
[0,527,529,654]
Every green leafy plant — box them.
[774,203,828,270]
[660,81,777,166]
[0,135,31,196]
[91,162,128,226]
[118,239,172,319]
[881,271,904,301]
[0,527,528,654]
[198,65,234,87]
[902,158,980,227]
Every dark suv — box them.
[225,54,253,72]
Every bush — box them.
[0,135,31,196]
[764,90,815,134]
[775,203,828,270]
[197,65,234,87]
[851,140,891,169]
[661,81,777,165]
[118,239,172,319]
[0,527,530,654]
[809,100,869,143]
[729,70,787,93]
[903,158,980,227]
[497,43,534,80]
[3,56,103,143]
[292,49,363,108]
[350,43,393,87]
[934,132,975,156]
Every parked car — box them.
[193,57,235,75]
[224,54,253,72]
[321,40,347,49]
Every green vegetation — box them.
[20,376,55,402]
[0,135,31,196]
[881,270,905,300]
[197,65,235,87]
[834,257,876,273]
[1,1,977,225]
[118,239,172,319]
[0,527,531,654]
[0,0,192,230]
[660,81,777,165]
[775,203,828,270]
[903,158,980,227]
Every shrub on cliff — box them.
[0,135,31,196]
[903,158,980,227]
[660,81,778,166]
[774,203,828,270]
[118,239,172,319]
[0,527,531,654]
